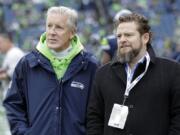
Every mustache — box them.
[119,43,131,48]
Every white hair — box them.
[47,6,78,32]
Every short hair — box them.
[115,13,152,43]
[47,6,78,32]
[0,31,13,42]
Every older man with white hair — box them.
[3,6,98,135]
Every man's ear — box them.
[70,30,75,40]
[142,33,150,45]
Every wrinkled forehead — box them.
[47,11,68,19]
[116,21,139,34]
[46,13,68,25]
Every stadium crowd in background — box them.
[0,0,180,64]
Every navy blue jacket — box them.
[3,50,98,135]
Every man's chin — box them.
[120,50,131,56]
[47,43,58,48]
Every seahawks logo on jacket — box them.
[70,81,84,90]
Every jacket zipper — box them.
[57,78,64,135]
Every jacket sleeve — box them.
[87,72,104,135]
[169,63,180,135]
[3,61,29,135]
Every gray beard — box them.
[116,48,139,64]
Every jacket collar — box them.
[62,51,88,82]
[26,50,89,81]
[26,50,54,73]
[147,44,156,64]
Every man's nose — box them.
[120,35,127,42]
[118,35,127,45]
[49,26,56,34]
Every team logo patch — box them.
[70,81,84,90]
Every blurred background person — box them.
[100,35,117,65]
[0,31,24,99]
[171,42,180,62]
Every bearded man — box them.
[87,13,180,135]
